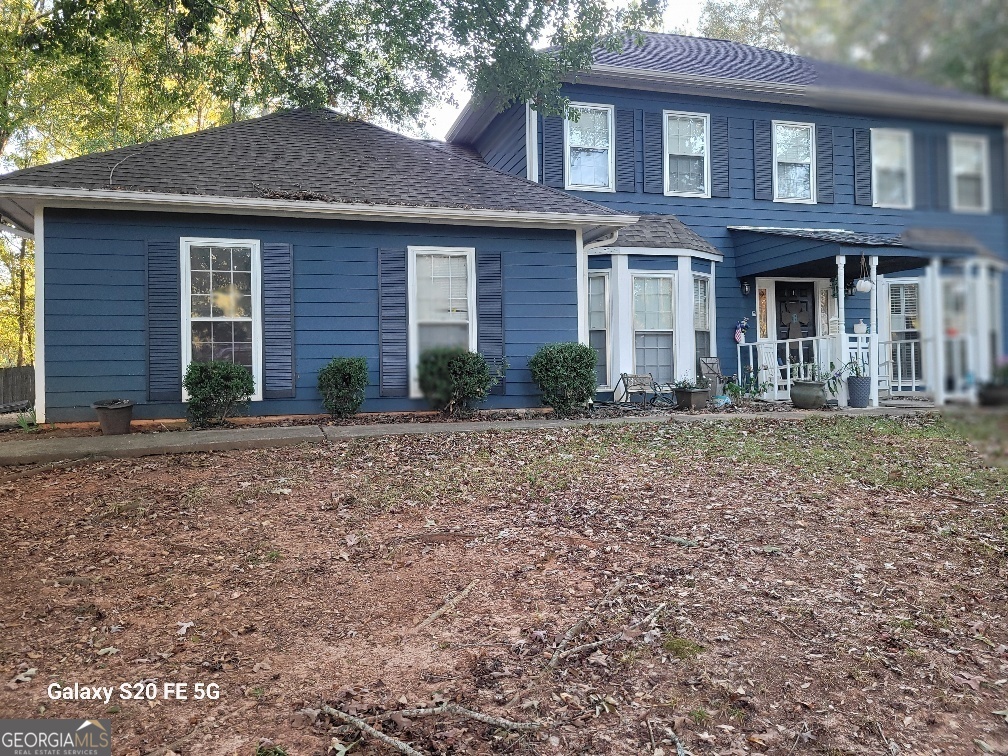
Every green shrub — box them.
[528,342,598,415]
[183,361,255,427]
[317,356,369,417]
[417,347,503,415]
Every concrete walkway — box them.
[0,406,931,468]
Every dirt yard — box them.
[0,414,1005,755]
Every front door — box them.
[775,282,817,364]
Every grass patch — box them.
[663,635,704,660]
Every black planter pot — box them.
[91,399,135,435]
[675,388,710,410]
[978,384,1008,407]
[790,380,827,409]
[847,376,872,408]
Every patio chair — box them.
[699,357,733,397]
[616,373,677,407]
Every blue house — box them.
[450,33,1008,406]
[1,33,1006,421]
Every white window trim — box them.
[407,246,478,399]
[564,102,616,193]
[631,273,677,378]
[871,128,914,210]
[588,271,612,390]
[179,237,264,402]
[663,110,711,198]
[950,133,991,214]
[772,120,817,204]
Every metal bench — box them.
[616,373,676,407]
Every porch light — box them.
[741,280,751,295]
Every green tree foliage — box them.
[0,232,33,367]
[698,0,1008,101]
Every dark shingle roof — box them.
[593,32,994,106]
[728,226,903,246]
[616,214,721,256]
[0,109,614,218]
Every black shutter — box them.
[147,240,182,402]
[816,126,834,204]
[542,115,564,188]
[615,108,636,193]
[914,132,932,209]
[710,115,730,198]
[990,135,1005,212]
[854,127,872,205]
[934,134,950,210]
[477,250,506,395]
[754,119,773,200]
[643,111,664,194]
[262,242,295,399]
[378,247,409,397]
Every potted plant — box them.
[978,360,1008,407]
[790,362,842,410]
[91,398,135,435]
[846,356,872,408]
[672,376,710,410]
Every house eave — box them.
[0,186,636,236]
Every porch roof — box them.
[728,226,985,281]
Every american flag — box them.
[735,321,746,344]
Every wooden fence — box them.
[0,366,34,406]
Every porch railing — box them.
[737,335,835,400]
[879,338,926,395]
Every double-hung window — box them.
[950,134,990,213]
[565,104,615,191]
[408,247,476,395]
[633,276,675,384]
[665,111,710,197]
[872,128,913,208]
[693,275,712,371]
[588,274,610,387]
[181,238,262,400]
[773,121,816,203]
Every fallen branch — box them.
[393,702,541,731]
[322,705,425,756]
[557,603,666,662]
[548,581,623,668]
[415,579,478,631]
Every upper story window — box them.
[565,104,615,192]
[773,121,816,203]
[664,111,710,197]
[182,238,263,401]
[871,128,913,209]
[950,134,990,213]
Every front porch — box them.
[730,227,1005,407]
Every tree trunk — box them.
[16,237,27,366]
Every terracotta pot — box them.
[790,380,827,409]
[91,399,135,435]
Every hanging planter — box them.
[855,278,874,293]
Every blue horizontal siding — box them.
[475,104,527,178]
[43,209,577,421]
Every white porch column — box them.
[836,255,847,407]
[676,255,696,381]
[869,255,879,407]
[975,262,992,383]
[928,257,946,406]
[611,253,634,398]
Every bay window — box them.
[693,275,711,372]
[408,247,476,395]
[565,104,615,191]
[773,121,816,203]
[633,275,676,384]
[588,273,610,387]
[872,128,913,208]
[181,238,262,400]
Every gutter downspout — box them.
[584,229,619,251]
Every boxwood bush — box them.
[183,361,255,427]
[317,356,369,417]
[417,347,502,415]
[528,342,598,415]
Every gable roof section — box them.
[612,214,722,257]
[0,108,632,237]
[448,32,1008,143]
